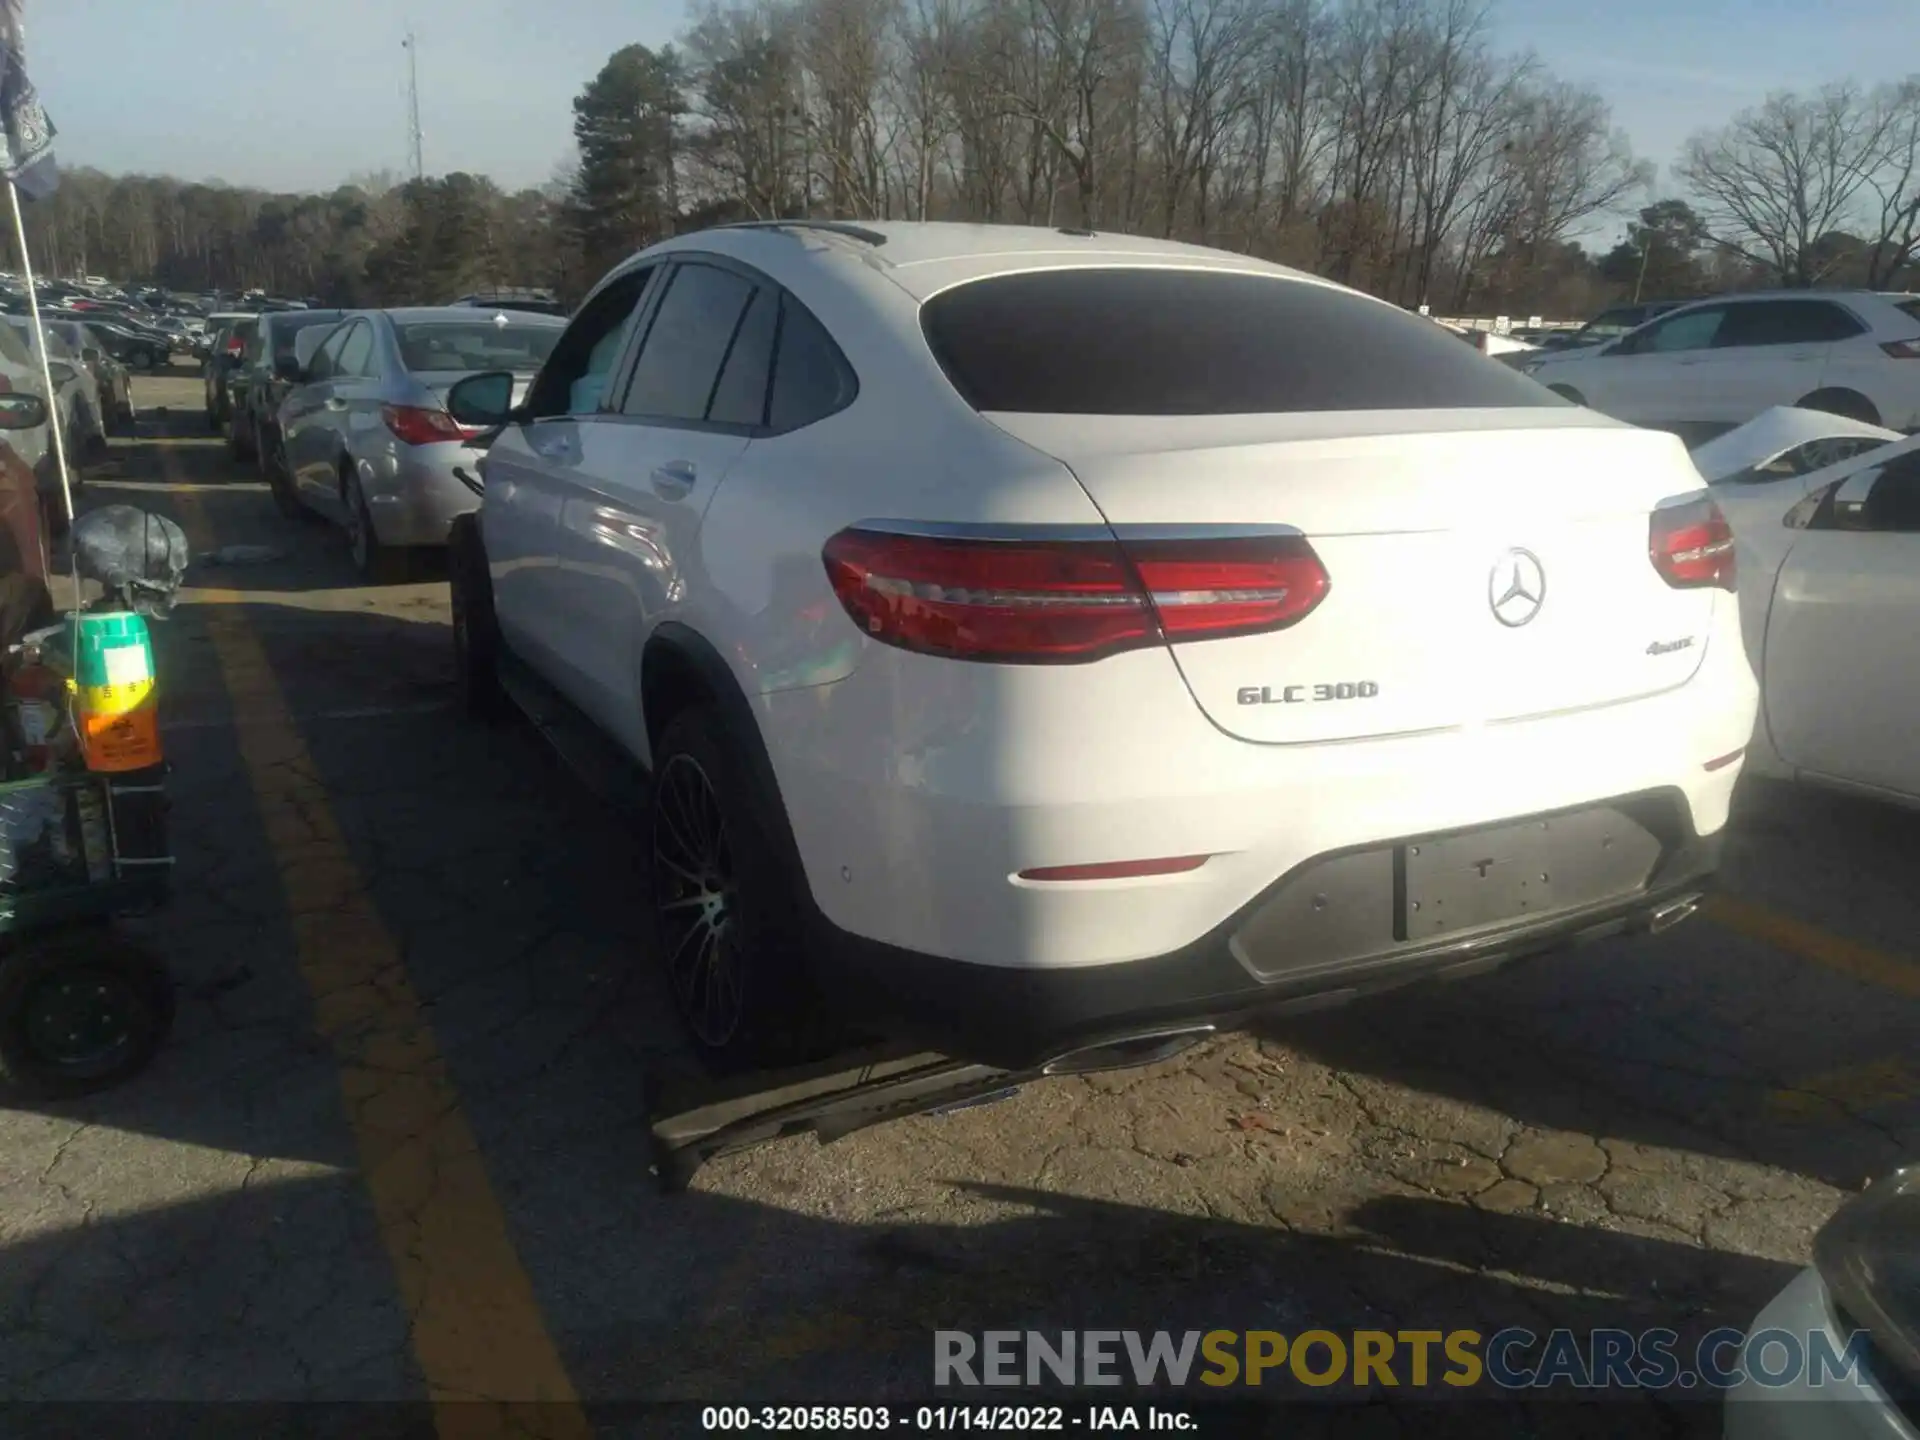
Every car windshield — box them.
[396,319,560,373]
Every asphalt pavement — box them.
[1,370,1916,1436]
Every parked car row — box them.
[215,305,565,580]
[1521,289,1920,444]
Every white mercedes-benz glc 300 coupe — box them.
[444,221,1761,1074]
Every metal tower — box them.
[402,30,424,180]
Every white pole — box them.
[5,177,71,528]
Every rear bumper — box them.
[812,792,1723,1070]
[366,447,480,547]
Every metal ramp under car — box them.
[645,1044,1027,1192]
[493,652,1219,1190]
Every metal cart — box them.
[0,764,173,1097]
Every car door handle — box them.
[650,461,697,496]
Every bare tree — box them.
[1680,81,1899,286]
[1860,79,1920,288]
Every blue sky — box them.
[28,0,1918,200]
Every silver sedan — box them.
[276,306,563,581]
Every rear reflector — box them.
[1649,496,1736,591]
[1018,855,1212,882]
[821,527,1330,664]
[1704,746,1746,772]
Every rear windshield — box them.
[919,268,1560,415]
[269,313,342,359]
[397,320,560,373]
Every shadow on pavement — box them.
[0,1161,1784,1437]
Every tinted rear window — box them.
[396,321,560,373]
[919,268,1559,415]
[269,313,343,359]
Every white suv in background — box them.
[444,221,1760,1075]
[1521,291,1920,444]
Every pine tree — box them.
[571,44,687,281]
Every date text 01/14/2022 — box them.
[700,1404,1198,1431]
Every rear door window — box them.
[1715,300,1866,347]
[621,262,756,423]
[918,268,1559,415]
[705,287,780,428]
[333,322,374,378]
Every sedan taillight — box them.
[381,404,478,447]
[1650,496,1736,591]
[821,526,1330,664]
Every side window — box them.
[1862,453,1920,533]
[1716,301,1866,348]
[241,322,265,363]
[1622,307,1725,355]
[524,267,655,419]
[705,286,780,428]
[334,322,373,378]
[311,326,349,381]
[768,296,856,432]
[621,263,756,423]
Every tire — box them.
[344,468,408,583]
[1547,383,1586,406]
[649,706,831,1073]
[227,407,255,463]
[1794,389,1880,426]
[449,517,505,720]
[128,350,153,372]
[0,927,175,1099]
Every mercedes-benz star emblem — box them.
[1488,548,1547,628]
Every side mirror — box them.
[0,392,48,429]
[447,370,516,428]
[274,354,303,382]
[45,361,75,386]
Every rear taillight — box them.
[224,335,243,356]
[820,526,1330,664]
[1650,496,1735,591]
[381,404,477,446]
[1880,338,1920,359]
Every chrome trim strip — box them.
[849,519,1305,541]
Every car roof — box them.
[644,220,1329,303]
[374,305,567,326]
[260,308,342,327]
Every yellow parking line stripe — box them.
[1765,1056,1920,1123]
[1706,894,1920,1000]
[164,473,590,1438]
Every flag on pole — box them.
[0,0,55,200]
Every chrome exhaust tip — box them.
[1041,1025,1216,1077]
[1648,895,1703,934]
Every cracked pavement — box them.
[0,375,1915,1432]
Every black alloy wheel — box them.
[652,750,745,1052]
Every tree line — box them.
[9,0,1919,318]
